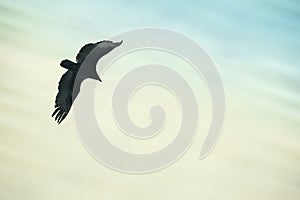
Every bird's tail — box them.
[60,59,77,71]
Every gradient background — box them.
[0,0,299,199]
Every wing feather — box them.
[52,70,76,124]
[76,42,101,63]
[75,40,122,64]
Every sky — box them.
[0,0,299,199]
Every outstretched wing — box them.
[76,42,101,63]
[75,40,123,64]
[52,70,76,124]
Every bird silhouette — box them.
[52,40,123,124]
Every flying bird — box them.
[52,40,123,124]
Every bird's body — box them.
[52,40,122,124]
